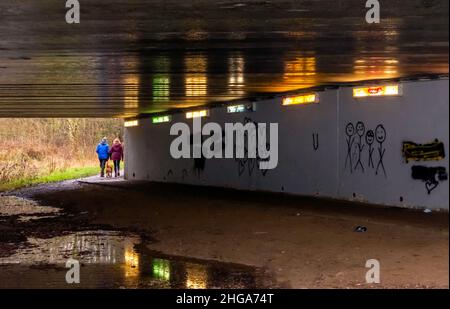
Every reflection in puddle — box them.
[152,258,170,281]
[0,230,274,289]
[185,262,208,289]
[0,231,139,265]
[0,195,276,288]
[124,245,140,278]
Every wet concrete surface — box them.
[1,179,449,288]
[0,193,279,288]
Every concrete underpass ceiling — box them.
[0,0,448,118]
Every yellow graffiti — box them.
[402,140,445,162]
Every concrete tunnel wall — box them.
[124,78,449,210]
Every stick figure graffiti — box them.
[354,122,366,173]
[344,121,387,177]
[375,124,387,177]
[366,130,375,169]
[344,123,356,173]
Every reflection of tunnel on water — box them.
[0,0,448,117]
[0,228,272,289]
[118,49,324,116]
[140,251,263,289]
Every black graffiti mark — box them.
[193,157,206,178]
[366,130,375,169]
[375,124,387,178]
[243,117,253,124]
[247,156,257,175]
[354,121,365,173]
[237,157,247,176]
[235,144,270,177]
[425,181,438,194]
[190,133,206,178]
[260,166,269,177]
[411,165,448,194]
[344,123,356,174]
[182,169,189,181]
[167,169,174,178]
[403,139,446,163]
[235,117,270,177]
[194,157,206,170]
[312,133,319,151]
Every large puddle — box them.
[0,196,277,288]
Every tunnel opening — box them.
[0,118,123,191]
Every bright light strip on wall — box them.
[353,85,401,98]
[227,104,246,113]
[227,103,254,113]
[124,120,139,127]
[152,115,171,124]
[186,109,209,119]
[282,93,319,106]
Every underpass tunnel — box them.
[0,0,449,290]
[123,76,449,210]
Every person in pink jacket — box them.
[109,138,124,177]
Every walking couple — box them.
[96,137,124,177]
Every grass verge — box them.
[0,166,99,192]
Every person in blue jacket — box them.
[96,137,109,177]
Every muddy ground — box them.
[0,178,448,288]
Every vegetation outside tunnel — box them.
[0,118,124,191]
[0,166,100,192]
